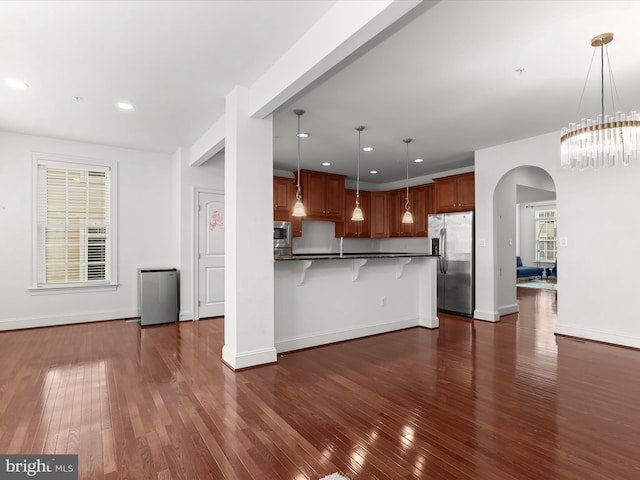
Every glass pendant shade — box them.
[561,33,640,169]
[351,204,364,221]
[292,195,306,217]
[402,209,414,224]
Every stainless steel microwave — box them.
[273,221,291,257]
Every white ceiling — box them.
[273,0,640,183]
[2,1,640,184]
[0,0,336,152]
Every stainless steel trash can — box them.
[138,268,179,326]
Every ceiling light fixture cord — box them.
[352,126,365,222]
[401,138,414,224]
[600,40,605,118]
[605,46,621,114]
[405,139,410,209]
[292,109,307,217]
[297,112,302,196]
[356,127,363,200]
[574,48,596,117]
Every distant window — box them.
[34,155,117,289]
[535,209,557,263]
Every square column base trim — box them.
[474,309,500,322]
[222,345,278,370]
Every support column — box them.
[223,86,277,369]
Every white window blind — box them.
[535,209,557,263]
[36,160,112,287]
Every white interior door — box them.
[198,192,225,318]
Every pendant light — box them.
[561,33,640,169]
[292,109,306,216]
[352,126,365,221]
[401,138,414,224]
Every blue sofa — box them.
[546,259,557,278]
[517,256,544,279]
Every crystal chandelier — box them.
[561,33,640,169]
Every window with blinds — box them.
[535,209,557,263]
[35,158,115,287]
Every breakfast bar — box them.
[274,253,439,353]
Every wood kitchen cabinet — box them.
[335,190,370,238]
[426,183,436,215]
[273,176,302,237]
[273,176,293,219]
[369,191,389,238]
[411,184,429,237]
[387,185,428,237]
[388,189,414,237]
[296,169,346,221]
[434,172,475,212]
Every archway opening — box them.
[492,166,556,317]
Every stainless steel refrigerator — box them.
[428,211,474,317]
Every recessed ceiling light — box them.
[322,162,331,166]
[414,158,424,163]
[363,147,374,152]
[117,102,134,110]
[369,170,378,174]
[297,132,310,138]
[5,78,29,89]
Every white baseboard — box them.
[222,345,278,370]
[473,309,500,322]
[498,303,519,316]
[275,317,418,353]
[0,309,138,331]
[555,323,640,349]
[179,311,193,321]
[419,315,439,328]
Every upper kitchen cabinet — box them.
[273,176,294,221]
[426,183,436,215]
[434,172,475,212]
[388,189,414,237]
[410,184,429,237]
[296,169,346,221]
[370,191,389,238]
[335,190,370,238]
[273,176,302,237]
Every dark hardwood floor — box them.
[1,288,639,479]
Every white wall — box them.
[492,169,518,316]
[0,131,177,330]
[475,130,640,348]
[274,257,438,352]
[176,147,224,320]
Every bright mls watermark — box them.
[0,455,77,479]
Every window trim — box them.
[31,152,118,292]
[534,209,557,263]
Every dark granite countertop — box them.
[275,252,437,261]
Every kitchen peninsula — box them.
[274,252,439,352]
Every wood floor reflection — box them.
[1,289,639,479]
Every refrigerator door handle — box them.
[442,227,448,274]
[438,228,445,273]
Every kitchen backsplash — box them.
[292,220,430,254]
